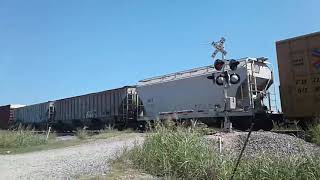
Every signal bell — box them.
[214,59,225,71]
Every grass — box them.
[76,128,89,140]
[0,138,83,155]
[309,123,320,145]
[0,126,134,155]
[111,122,320,180]
[0,125,47,149]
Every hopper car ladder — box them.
[8,108,15,127]
[47,102,55,129]
[121,91,137,127]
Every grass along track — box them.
[0,128,134,155]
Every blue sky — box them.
[0,0,319,109]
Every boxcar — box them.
[0,105,11,129]
[0,104,25,129]
[276,32,320,123]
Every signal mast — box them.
[209,37,240,132]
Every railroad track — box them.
[33,130,102,136]
[271,129,304,136]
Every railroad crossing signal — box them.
[209,37,240,86]
[208,37,241,132]
[211,37,227,60]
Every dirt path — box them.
[0,133,144,180]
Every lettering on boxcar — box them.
[296,79,307,85]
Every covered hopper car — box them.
[137,57,277,130]
[11,86,140,131]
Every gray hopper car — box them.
[12,86,140,130]
[14,102,53,129]
[137,57,277,131]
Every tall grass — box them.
[75,128,88,140]
[309,123,320,145]
[130,125,217,179]
[0,125,47,148]
[233,155,320,180]
[118,122,320,180]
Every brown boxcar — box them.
[0,104,25,129]
[276,32,320,121]
[0,105,11,129]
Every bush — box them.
[119,123,320,180]
[0,125,47,148]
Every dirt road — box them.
[0,134,144,180]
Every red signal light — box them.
[214,59,225,71]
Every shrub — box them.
[0,125,47,148]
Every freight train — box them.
[1,32,319,131]
[0,57,276,131]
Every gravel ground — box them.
[0,133,144,180]
[206,131,320,157]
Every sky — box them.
[0,0,319,110]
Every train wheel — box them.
[262,119,273,131]
[253,117,273,131]
[230,117,252,131]
[137,121,146,132]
